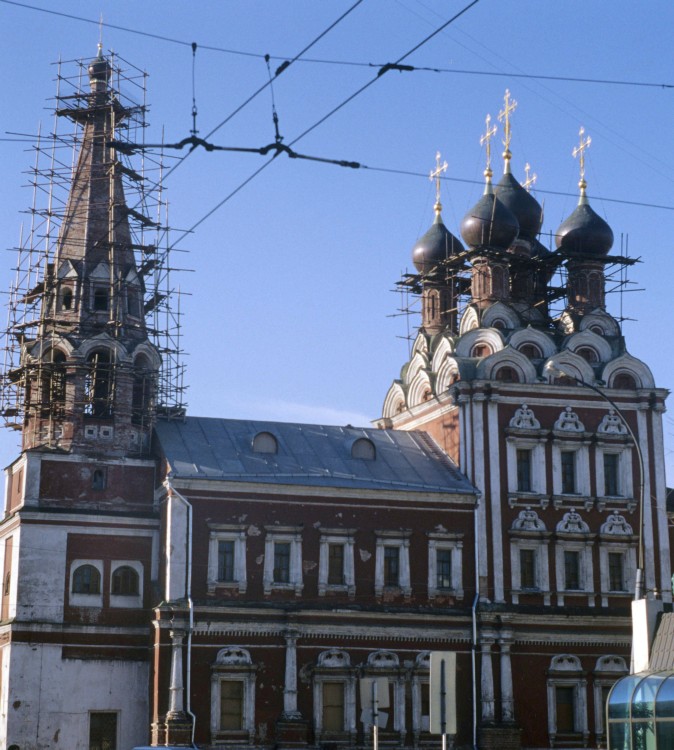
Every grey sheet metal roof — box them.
[650,613,674,671]
[155,417,476,495]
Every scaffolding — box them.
[0,53,186,448]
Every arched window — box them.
[519,343,542,359]
[111,566,139,596]
[576,347,598,364]
[92,468,106,490]
[85,349,114,418]
[252,432,277,454]
[41,349,66,417]
[351,438,376,460]
[613,372,637,390]
[495,366,519,383]
[72,564,101,594]
[132,354,154,426]
[471,343,492,358]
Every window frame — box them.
[207,526,247,594]
[312,649,357,741]
[506,438,546,497]
[552,442,590,498]
[318,529,356,597]
[546,656,588,747]
[210,647,256,743]
[109,560,143,609]
[427,533,464,600]
[554,541,594,606]
[69,559,104,608]
[374,531,411,597]
[89,710,118,750]
[595,447,632,501]
[263,526,303,595]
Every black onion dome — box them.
[88,48,112,84]
[460,192,519,249]
[412,213,464,273]
[495,172,542,241]
[555,199,613,256]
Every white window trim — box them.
[263,526,303,596]
[506,438,546,495]
[411,653,430,737]
[555,541,594,607]
[210,672,256,740]
[546,677,588,745]
[318,528,356,598]
[427,533,464,600]
[595,446,632,501]
[361,670,406,734]
[509,539,551,605]
[109,559,143,609]
[207,526,247,594]
[69,558,104,608]
[374,531,411,597]
[598,543,636,606]
[312,674,357,737]
[552,442,590,497]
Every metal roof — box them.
[154,417,476,495]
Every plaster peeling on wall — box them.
[247,525,261,536]
[359,549,371,562]
[255,555,264,565]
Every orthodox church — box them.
[0,49,669,750]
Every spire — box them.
[498,88,517,175]
[429,151,448,219]
[479,113,497,194]
[572,126,592,205]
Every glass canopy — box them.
[608,671,674,749]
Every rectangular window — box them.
[564,550,581,590]
[220,680,244,731]
[556,686,575,733]
[421,682,430,731]
[89,712,117,750]
[322,681,345,732]
[608,552,625,591]
[327,544,345,585]
[516,449,532,492]
[520,548,536,589]
[218,540,235,582]
[274,542,291,583]
[561,451,576,494]
[436,548,452,590]
[604,453,619,496]
[384,546,400,586]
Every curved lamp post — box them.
[547,367,645,601]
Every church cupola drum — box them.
[0,46,180,457]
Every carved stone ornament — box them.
[597,409,628,435]
[600,513,633,536]
[550,654,582,672]
[367,650,399,668]
[556,509,590,534]
[554,406,585,432]
[511,508,546,532]
[509,404,541,430]
[215,646,252,665]
[317,649,350,668]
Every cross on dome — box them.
[429,151,448,216]
[480,113,497,187]
[498,88,518,170]
[572,126,592,199]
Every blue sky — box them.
[0,0,672,483]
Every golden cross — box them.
[498,88,518,153]
[522,162,537,192]
[480,114,497,173]
[429,151,448,208]
[572,126,591,181]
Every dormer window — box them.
[613,372,637,390]
[576,347,598,364]
[519,343,542,359]
[351,438,375,460]
[252,431,277,454]
[495,366,519,383]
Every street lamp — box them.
[546,366,645,601]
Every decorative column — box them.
[499,633,514,722]
[283,629,302,720]
[164,627,193,747]
[480,635,495,722]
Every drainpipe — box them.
[164,477,197,747]
[472,491,481,750]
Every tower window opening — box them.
[613,372,637,390]
[85,349,114,418]
[576,347,598,364]
[471,343,492,358]
[519,343,542,359]
[132,356,154,426]
[61,288,73,311]
[41,350,66,417]
[93,287,109,312]
[495,366,519,383]
[92,468,106,490]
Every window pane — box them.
[519,549,536,589]
[604,453,619,496]
[322,681,345,731]
[111,566,139,595]
[436,549,452,590]
[218,540,235,582]
[608,552,625,591]
[561,451,576,494]
[328,544,345,585]
[384,546,399,586]
[516,449,532,492]
[421,682,430,731]
[556,686,575,732]
[220,680,244,730]
[89,712,117,750]
[73,564,101,594]
[274,542,291,583]
[564,551,580,590]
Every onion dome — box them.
[88,43,111,86]
[495,171,542,241]
[555,191,613,256]
[412,204,464,273]
[460,173,519,250]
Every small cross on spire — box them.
[522,162,537,192]
[498,88,518,169]
[572,126,591,200]
[480,114,497,184]
[429,151,448,215]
